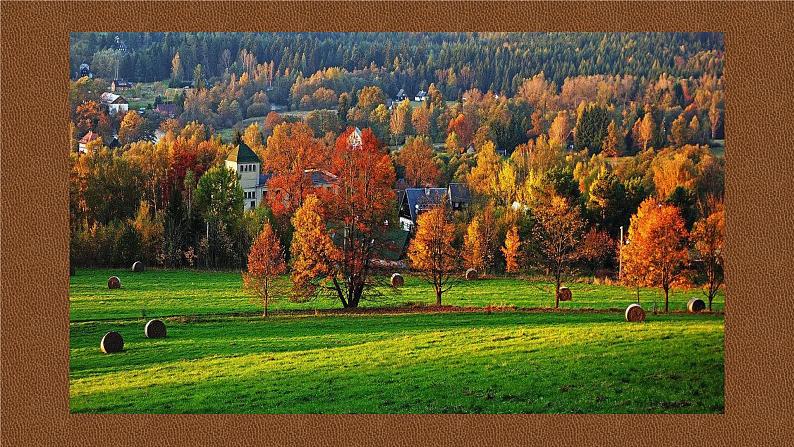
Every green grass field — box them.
[70,269,723,321]
[69,269,724,413]
[217,110,337,143]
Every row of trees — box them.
[404,193,723,313]
[244,190,723,316]
[70,113,724,314]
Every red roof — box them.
[79,131,100,144]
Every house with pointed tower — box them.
[225,141,339,211]
[225,142,268,210]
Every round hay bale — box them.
[107,276,121,289]
[100,331,124,354]
[131,261,145,272]
[144,319,167,338]
[465,268,478,280]
[390,273,404,288]
[625,303,646,322]
[557,287,573,302]
[687,298,706,313]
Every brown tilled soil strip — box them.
[159,305,724,324]
[71,305,724,324]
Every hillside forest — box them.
[69,32,725,309]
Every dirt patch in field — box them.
[159,305,724,322]
[76,305,723,325]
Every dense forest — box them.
[69,32,724,309]
[71,32,723,101]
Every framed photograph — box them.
[1,1,793,446]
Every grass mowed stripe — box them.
[70,312,724,414]
[70,269,725,321]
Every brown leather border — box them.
[2,1,793,446]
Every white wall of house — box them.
[399,217,415,232]
[226,159,262,210]
[108,103,128,116]
[225,160,259,189]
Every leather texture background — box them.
[1,1,793,446]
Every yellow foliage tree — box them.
[501,225,522,273]
[398,136,440,187]
[640,111,656,151]
[243,122,264,154]
[445,131,461,154]
[118,111,145,145]
[289,195,340,300]
[496,163,518,206]
[463,216,485,272]
[651,147,700,199]
[407,205,458,305]
[466,141,501,198]
[548,111,570,148]
[132,200,164,266]
[463,205,498,273]
[123,140,169,211]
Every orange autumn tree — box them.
[262,122,325,217]
[167,129,225,198]
[397,136,440,188]
[529,195,586,308]
[291,128,397,308]
[242,222,287,317]
[691,204,725,311]
[322,127,397,307]
[290,195,340,300]
[501,225,522,273]
[407,204,458,305]
[622,198,689,313]
[74,100,111,135]
[411,105,431,136]
[447,113,475,148]
[579,228,616,274]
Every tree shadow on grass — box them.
[71,314,724,414]
[70,311,722,379]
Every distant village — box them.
[76,61,473,239]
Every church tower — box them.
[225,142,263,210]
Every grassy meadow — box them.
[69,268,725,414]
[70,269,723,321]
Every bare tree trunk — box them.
[664,286,670,313]
[332,277,348,308]
[554,276,561,309]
